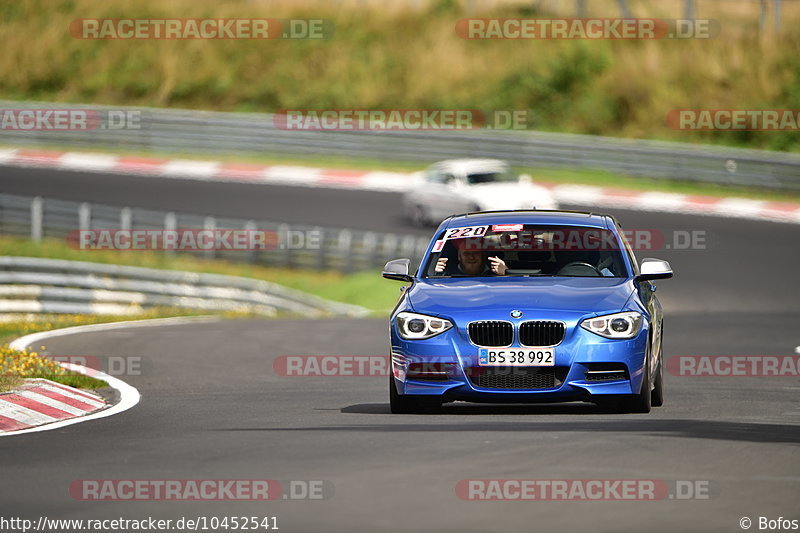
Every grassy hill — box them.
[1,0,798,151]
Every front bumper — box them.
[390,319,649,403]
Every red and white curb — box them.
[0,148,409,191]
[0,378,107,432]
[2,147,799,224]
[0,316,214,436]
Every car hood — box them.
[463,183,557,210]
[406,277,635,321]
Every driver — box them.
[434,240,507,276]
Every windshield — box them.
[465,170,515,184]
[423,225,630,278]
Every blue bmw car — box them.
[382,210,673,414]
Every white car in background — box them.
[402,159,558,226]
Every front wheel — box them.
[651,346,664,408]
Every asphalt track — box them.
[1,166,799,532]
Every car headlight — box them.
[580,311,643,339]
[395,312,453,340]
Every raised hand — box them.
[488,256,507,275]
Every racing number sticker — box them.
[443,226,488,240]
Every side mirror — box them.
[635,258,673,281]
[382,258,413,282]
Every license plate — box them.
[478,348,555,366]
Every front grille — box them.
[519,321,565,346]
[468,321,513,347]
[466,366,566,390]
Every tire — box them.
[651,343,664,408]
[389,374,441,414]
[621,348,652,414]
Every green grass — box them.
[0,236,402,313]
[1,0,798,152]
[45,373,108,389]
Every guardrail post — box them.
[362,232,377,269]
[278,223,292,267]
[416,237,429,267]
[382,233,398,264]
[338,229,353,273]
[683,0,695,20]
[78,202,91,231]
[315,227,327,270]
[204,216,216,259]
[401,235,417,265]
[615,0,632,18]
[120,207,132,231]
[244,220,257,263]
[164,212,177,255]
[164,212,177,231]
[31,197,43,242]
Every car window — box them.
[465,170,514,184]
[424,167,440,183]
[424,225,630,278]
[426,167,451,184]
[617,226,640,275]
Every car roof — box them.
[443,210,614,229]
[431,158,508,174]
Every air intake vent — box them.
[466,366,566,389]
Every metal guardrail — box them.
[0,256,369,317]
[1,101,799,190]
[0,193,429,274]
